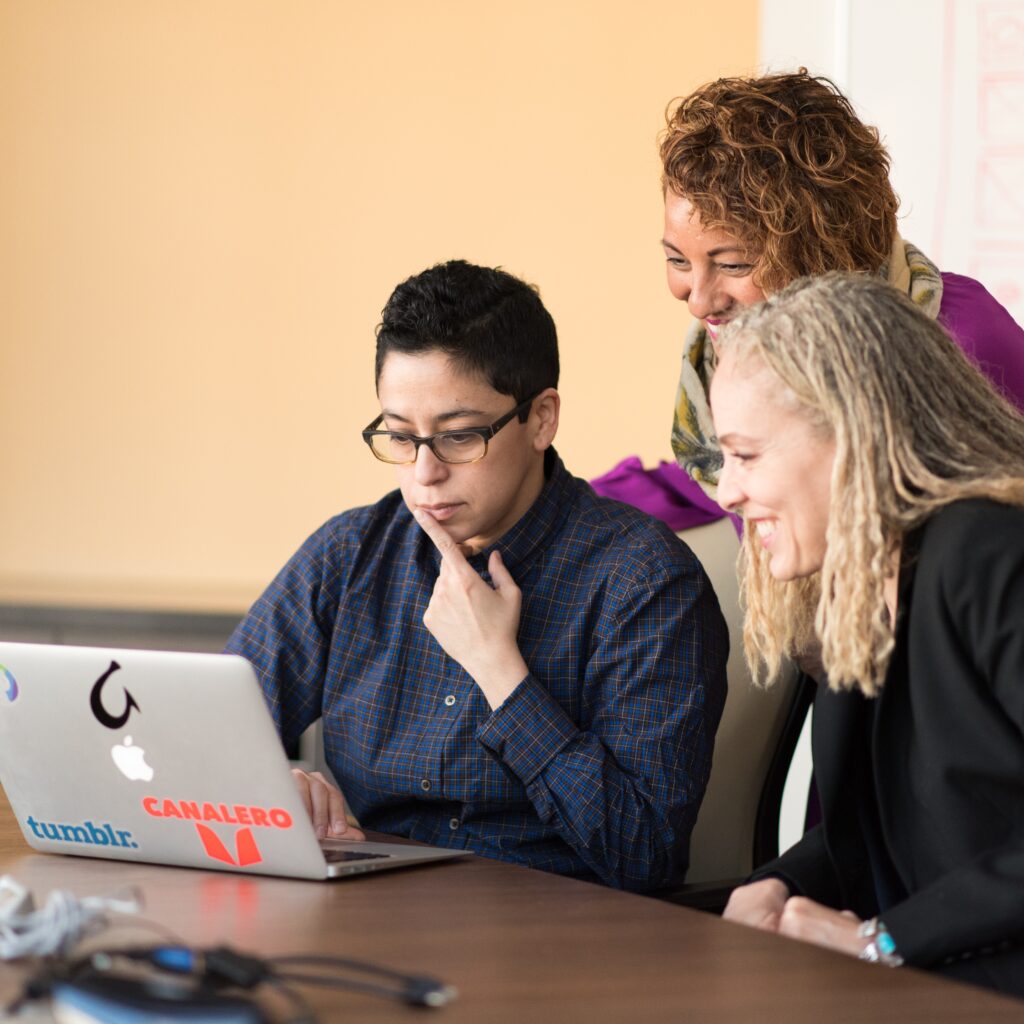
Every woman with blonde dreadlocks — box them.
[660,69,1024,495]
[710,272,1024,998]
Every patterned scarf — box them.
[670,237,944,498]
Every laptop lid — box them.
[0,642,469,880]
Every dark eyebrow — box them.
[380,408,490,425]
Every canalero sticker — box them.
[143,797,295,869]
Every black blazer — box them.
[753,499,1024,996]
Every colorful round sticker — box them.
[1,665,18,703]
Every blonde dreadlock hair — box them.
[719,273,1024,696]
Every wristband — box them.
[857,917,904,967]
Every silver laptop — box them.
[0,641,471,880]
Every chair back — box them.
[680,517,805,884]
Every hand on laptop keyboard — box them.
[291,768,366,842]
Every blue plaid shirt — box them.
[227,451,727,891]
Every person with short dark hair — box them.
[227,260,728,891]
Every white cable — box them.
[0,874,142,959]
[0,876,34,920]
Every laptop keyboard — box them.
[322,848,392,864]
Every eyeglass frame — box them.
[361,391,541,465]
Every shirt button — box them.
[443,695,456,707]
[420,779,431,792]
[449,818,460,830]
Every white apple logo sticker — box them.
[111,735,154,782]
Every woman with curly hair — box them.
[711,272,1024,997]
[660,69,1024,494]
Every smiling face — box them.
[710,351,835,581]
[375,350,558,553]
[663,193,767,346]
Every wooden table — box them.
[1,788,1021,1023]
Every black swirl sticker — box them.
[89,660,140,729]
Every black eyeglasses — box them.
[362,393,539,465]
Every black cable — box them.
[273,969,434,1006]
[268,952,456,1007]
[270,952,438,985]
[263,976,317,1024]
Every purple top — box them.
[938,272,1024,411]
[590,456,732,532]
[592,272,1024,527]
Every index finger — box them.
[290,767,314,819]
[313,773,366,841]
[414,508,473,569]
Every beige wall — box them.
[0,1,758,612]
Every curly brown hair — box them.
[660,70,899,294]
